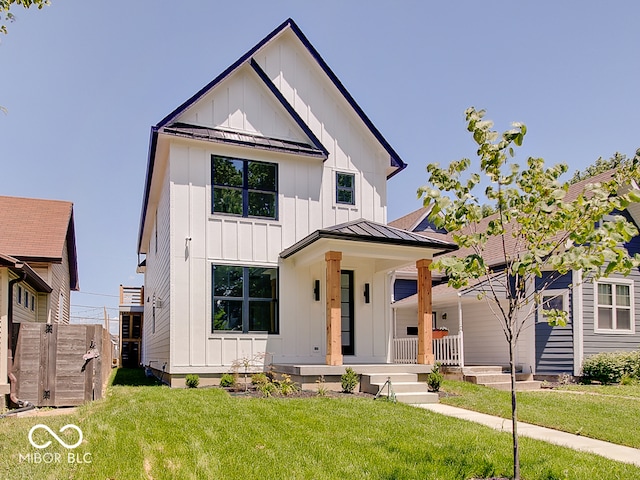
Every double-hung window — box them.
[595,280,634,333]
[212,265,278,334]
[336,172,355,205]
[212,155,278,219]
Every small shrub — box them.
[219,373,236,388]
[581,351,640,385]
[341,367,359,393]
[621,374,638,386]
[185,374,200,388]
[257,381,278,397]
[276,374,299,396]
[251,373,269,385]
[427,363,444,392]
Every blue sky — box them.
[1,1,639,327]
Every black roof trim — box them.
[280,219,457,259]
[249,58,329,157]
[164,123,327,158]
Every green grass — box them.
[0,371,638,479]
[440,380,640,449]
[557,383,640,398]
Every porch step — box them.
[445,365,541,391]
[464,373,534,384]
[360,373,439,404]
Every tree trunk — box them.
[509,338,520,480]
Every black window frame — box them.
[211,264,279,334]
[212,155,278,220]
[336,172,355,205]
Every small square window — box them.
[336,172,355,205]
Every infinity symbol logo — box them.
[28,424,83,449]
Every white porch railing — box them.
[393,335,463,366]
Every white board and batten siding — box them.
[143,28,396,372]
[141,168,171,369]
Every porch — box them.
[393,334,464,366]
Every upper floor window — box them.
[212,155,278,219]
[336,172,355,205]
[595,280,634,333]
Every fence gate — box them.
[12,323,112,407]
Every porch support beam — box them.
[325,251,343,366]
[416,259,434,364]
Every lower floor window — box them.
[212,264,278,334]
[596,280,634,332]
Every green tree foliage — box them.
[571,152,630,184]
[1,0,50,35]
[418,107,640,479]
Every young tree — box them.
[419,107,640,480]
[1,0,50,35]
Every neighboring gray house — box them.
[389,170,640,376]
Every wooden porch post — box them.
[417,259,434,364]
[325,251,343,366]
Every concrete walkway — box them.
[417,403,640,467]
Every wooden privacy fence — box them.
[393,334,464,366]
[12,323,112,407]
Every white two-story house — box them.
[137,18,456,386]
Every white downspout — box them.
[457,292,464,368]
[572,269,584,376]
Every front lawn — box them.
[0,371,638,479]
[440,380,640,449]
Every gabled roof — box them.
[155,19,406,173]
[280,219,457,259]
[139,18,407,252]
[0,195,79,290]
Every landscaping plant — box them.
[219,373,236,388]
[341,367,359,393]
[581,350,640,384]
[427,363,444,392]
[419,107,640,479]
[185,374,200,388]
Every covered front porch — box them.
[278,220,457,368]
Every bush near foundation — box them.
[581,351,640,385]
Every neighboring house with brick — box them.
[0,195,79,398]
[137,18,456,385]
[389,170,640,376]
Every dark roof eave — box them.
[280,230,457,259]
[138,126,159,253]
[162,124,327,159]
[0,254,53,293]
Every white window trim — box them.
[537,289,569,323]
[594,278,635,334]
[333,169,359,210]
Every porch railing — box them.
[393,335,463,366]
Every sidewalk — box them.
[417,403,640,467]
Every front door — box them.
[341,271,355,355]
